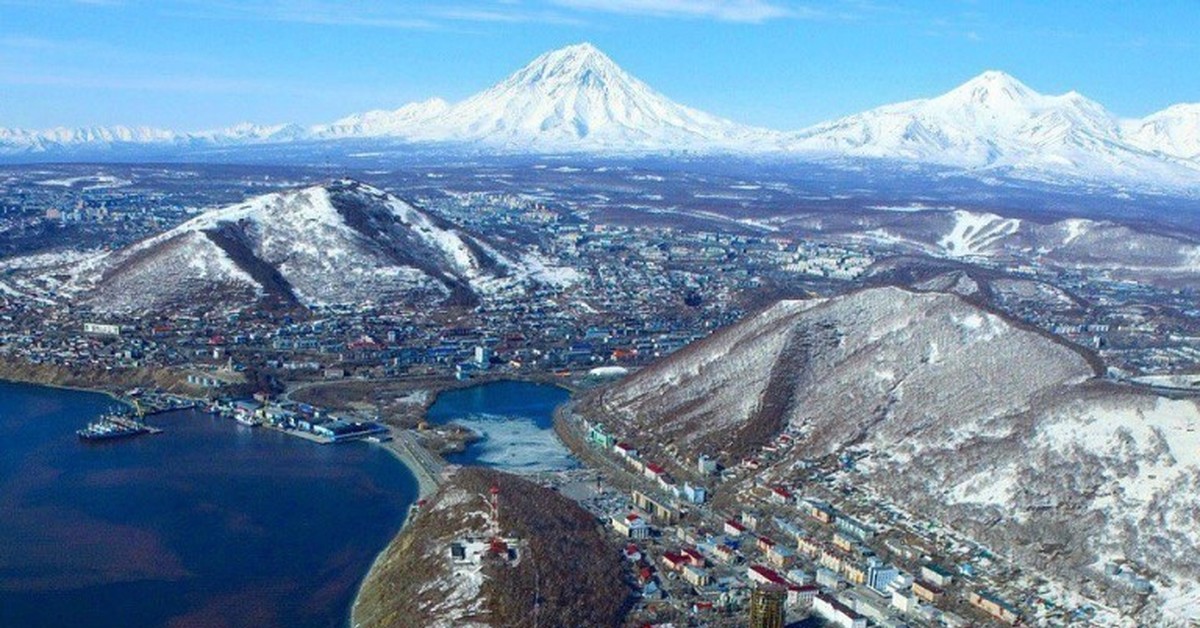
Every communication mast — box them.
[488,483,507,556]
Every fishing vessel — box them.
[77,400,158,441]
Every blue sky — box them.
[0,0,1196,131]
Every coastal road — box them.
[386,429,445,498]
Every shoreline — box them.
[0,375,128,405]
[378,427,443,500]
[349,377,587,628]
[3,372,589,628]
[350,429,445,628]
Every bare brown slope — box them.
[352,468,631,628]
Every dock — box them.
[109,414,164,435]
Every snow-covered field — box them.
[450,413,578,473]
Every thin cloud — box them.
[548,0,817,23]
[435,7,587,26]
[162,1,582,30]
[0,71,276,94]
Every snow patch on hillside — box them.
[938,210,1021,257]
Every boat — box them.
[77,413,149,441]
[235,413,261,427]
[78,400,158,441]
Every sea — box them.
[0,380,417,628]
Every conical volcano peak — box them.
[510,42,625,87]
[942,70,1040,108]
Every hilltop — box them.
[351,467,632,628]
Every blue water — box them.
[424,380,577,472]
[0,381,417,628]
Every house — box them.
[681,564,711,587]
[832,532,857,552]
[842,562,868,586]
[912,579,943,603]
[816,567,841,589]
[613,441,638,459]
[766,544,795,569]
[612,513,651,539]
[968,590,1020,625]
[643,462,667,482]
[661,551,689,572]
[681,547,706,568]
[785,568,813,585]
[891,590,918,614]
[920,563,954,588]
[813,593,867,628]
[748,564,789,587]
[795,535,822,557]
[836,515,876,541]
[632,490,679,524]
[820,548,848,572]
[867,560,900,594]
[623,544,642,562]
[587,422,616,449]
[805,499,836,524]
[788,584,819,609]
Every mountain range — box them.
[2,43,1199,190]
[62,180,575,313]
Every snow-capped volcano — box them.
[68,180,572,313]
[1123,103,1200,161]
[1,45,1198,190]
[788,70,1200,186]
[314,42,777,151]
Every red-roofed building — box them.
[644,462,666,481]
[748,564,789,586]
[714,544,737,563]
[681,547,705,567]
[614,441,638,459]
[662,551,688,572]
[612,513,650,539]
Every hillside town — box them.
[552,408,1132,627]
[3,166,1198,408]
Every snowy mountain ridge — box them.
[1,43,1198,189]
[65,180,575,313]
[787,70,1200,187]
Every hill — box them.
[64,180,571,313]
[351,468,631,628]
[581,286,1200,622]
